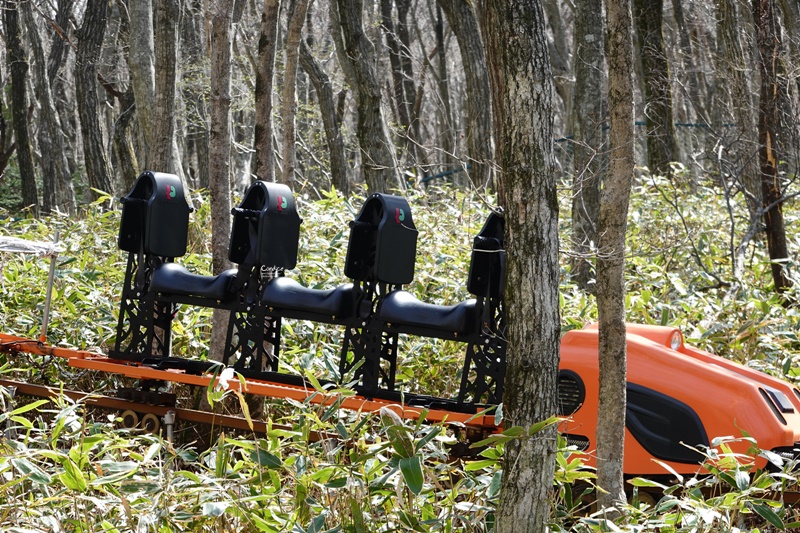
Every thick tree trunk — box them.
[21,0,76,214]
[0,82,16,180]
[633,0,678,175]
[4,0,39,214]
[281,0,311,185]
[596,0,635,512]
[334,0,400,193]
[251,0,281,182]
[754,0,793,295]
[46,0,74,88]
[479,1,560,531]
[437,0,493,187]
[208,0,235,362]
[75,1,115,200]
[570,0,607,292]
[299,41,350,195]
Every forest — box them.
[2,0,800,531]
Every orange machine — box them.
[559,323,800,475]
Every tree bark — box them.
[334,0,400,193]
[153,0,181,174]
[434,4,454,165]
[570,0,607,292]
[208,0,236,362]
[251,0,281,182]
[596,0,635,512]
[182,0,211,189]
[299,41,350,195]
[754,0,793,295]
[4,0,39,214]
[75,0,115,200]
[281,0,311,185]
[479,1,560,531]
[21,0,76,214]
[437,0,493,187]
[633,0,678,175]
[716,0,761,216]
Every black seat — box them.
[262,277,357,322]
[377,291,478,339]
[150,263,238,302]
[372,211,507,407]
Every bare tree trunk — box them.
[334,0,400,193]
[183,0,211,189]
[633,0,678,175]
[434,4,454,165]
[716,0,761,216]
[437,0,493,187]
[479,1,559,531]
[281,0,311,185]
[4,0,39,214]
[208,0,235,362]
[570,0,607,292]
[0,79,16,180]
[153,0,180,174]
[252,0,281,182]
[75,0,115,200]
[596,0,635,512]
[543,0,572,121]
[299,41,350,194]
[21,1,76,214]
[754,0,793,295]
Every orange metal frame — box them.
[0,333,498,430]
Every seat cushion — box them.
[262,277,356,319]
[151,263,237,301]
[377,290,478,337]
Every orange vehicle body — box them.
[559,323,800,475]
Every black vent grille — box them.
[562,433,590,451]
[558,370,585,416]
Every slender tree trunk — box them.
[299,41,350,194]
[21,0,76,214]
[46,0,74,88]
[754,0,793,295]
[208,0,235,362]
[570,0,607,292]
[183,0,211,189]
[596,0,635,512]
[633,0,678,175]
[75,1,115,200]
[0,76,16,179]
[334,0,399,193]
[4,0,39,214]
[281,0,311,185]
[153,0,180,174]
[716,0,761,216]
[543,0,572,120]
[434,4,454,165]
[252,0,281,182]
[479,1,560,531]
[437,0,493,187]
[128,0,157,169]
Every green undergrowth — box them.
[1,176,800,530]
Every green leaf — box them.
[752,503,785,530]
[58,458,88,492]
[251,448,282,469]
[398,455,424,495]
[10,457,52,485]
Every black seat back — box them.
[467,212,505,300]
[229,181,301,269]
[119,171,190,258]
[344,193,417,285]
